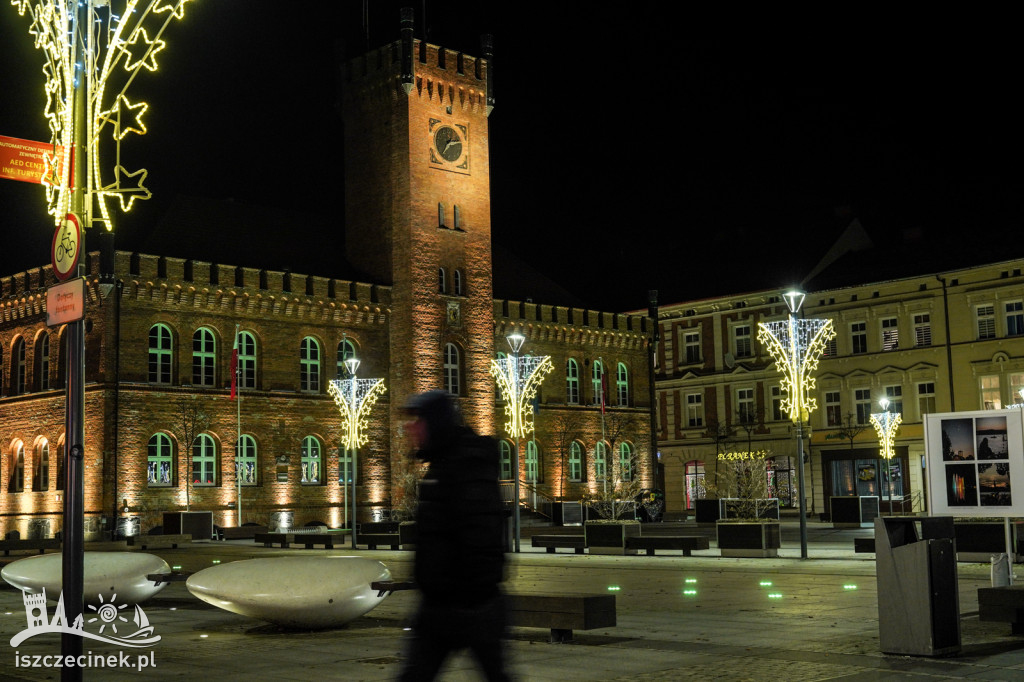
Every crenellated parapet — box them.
[494,299,650,352]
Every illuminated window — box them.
[1007,301,1024,336]
[337,338,356,378]
[237,331,257,390]
[913,313,931,347]
[499,440,513,479]
[566,359,580,404]
[444,343,460,395]
[683,331,701,364]
[917,382,936,418]
[569,441,583,482]
[454,269,463,296]
[148,324,173,384]
[147,433,174,487]
[438,267,446,294]
[619,442,634,482]
[10,443,25,493]
[12,337,25,395]
[339,446,355,484]
[300,337,321,392]
[35,334,49,391]
[525,440,540,483]
[883,385,903,414]
[850,322,868,354]
[616,362,629,406]
[881,318,898,351]
[825,391,842,427]
[977,305,995,339]
[192,327,216,387]
[1010,373,1024,405]
[236,435,258,486]
[594,441,608,480]
[192,434,216,486]
[733,325,752,358]
[33,440,49,492]
[981,376,1002,410]
[301,436,322,484]
[854,388,872,424]
[823,334,838,357]
[686,392,704,427]
[591,360,605,406]
[736,387,755,423]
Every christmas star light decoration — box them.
[328,362,387,452]
[11,0,190,229]
[490,346,553,439]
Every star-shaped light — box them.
[108,165,152,211]
[11,0,32,17]
[101,96,149,140]
[155,0,192,19]
[119,28,166,72]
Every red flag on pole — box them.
[229,325,239,399]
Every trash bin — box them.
[875,516,961,656]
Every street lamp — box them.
[758,290,835,559]
[490,331,553,552]
[870,398,903,515]
[328,356,386,549]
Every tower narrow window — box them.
[300,337,321,392]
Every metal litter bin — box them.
[875,516,961,655]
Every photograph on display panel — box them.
[925,410,1024,517]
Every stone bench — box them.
[295,533,341,549]
[624,535,709,556]
[0,538,61,556]
[127,534,192,550]
[255,532,294,548]
[360,533,401,550]
[531,534,585,554]
[979,585,1024,634]
[216,525,268,540]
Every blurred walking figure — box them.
[399,390,510,681]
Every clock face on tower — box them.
[428,119,469,172]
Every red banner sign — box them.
[0,134,69,186]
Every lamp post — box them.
[490,332,553,552]
[758,290,835,559]
[328,357,386,550]
[870,398,903,515]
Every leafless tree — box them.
[174,395,210,511]
[548,412,585,498]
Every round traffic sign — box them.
[52,212,82,281]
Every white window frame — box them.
[686,392,704,428]
[981,375,1002,410]
[192,327,216,387]
[1007,301,1024,337]
[301,435,322,484]
[825,390,842,427]
[147,433,174,487]
[850,322,868,354]
[616,362,629,407]
[619,442,633,482]
[237,435,258,486]
[683,330,701,364]
[148,324,173,384]
[733,324,752,359]
[854,388,872,424]
[569,441,583,482]
[917,382,936,419]
[566,359,580,405]
[881,317,899,351]
[300,337,321,393]
[192,433,217,486]
[736,387,755,423]
[238,331,257,390]
[978,304,996,340]
[913,313,932,347]
[594,441,608,480]
[883,384,903,415]
[444,343,460,395]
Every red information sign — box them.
[46,277,86,327]
[0,134,69,185]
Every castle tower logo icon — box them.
[10,588,161,648]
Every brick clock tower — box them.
[342,10,496,462]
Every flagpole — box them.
[232,325,241,525]
[599,357,607,496]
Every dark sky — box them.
[2,3,1022,312]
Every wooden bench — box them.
[0,538,61,556]
[216,525,268,541]
[624,535,709,556]
[255,532,294,548]
[854,537,876,553]
[531,535,585,554]
[369,581,616,643]
[979,585,1024,634]
[127,534,192,550]
[361,532,401,550]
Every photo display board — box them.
[924,409,1024,516]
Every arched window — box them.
[33,440,49,491]
[619,442,634,482]
[192,434,217,486]
[569,441,583,482]
[453,269,463,296]
[148,324,173,384]
[12,338,26,395]
[616,362,629,406]
[339,446,355,484]
[300,337,321,392]
[438,267,447,294]
[591,360,605,406]
[147,433,174,486]
[443,343,460,395]
[10,442,25,492]
[525,440,540,483]
[192,327,216,387]
[566,358,580,404]
[594,441,608,480]
[499,440,513,480]
[236,434,258,486]
[301,436,322,484]
[237,331,257,390]
[337,338,357,378]
[35,334,49,391]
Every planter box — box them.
[717,521,781,558]
[163,511,213,540]
[552,502,584,526]
[722,498,780,521]
[584,522,641,555]
[695,499,725,525]
[830,496,879,528]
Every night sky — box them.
[2,3,1022,313]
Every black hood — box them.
[404,390,464,460]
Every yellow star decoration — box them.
[154,0,191,19]
[119,28,166,73]
[101,97,149,140]
[108,166,152,212]
[41,150,64,188]
[11,0,31,17]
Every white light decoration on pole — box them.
[870,398,902,515]
[490,331,553,552]
[757,290,835,559]
[328,358,386,550]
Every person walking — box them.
[398,390,510,681]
